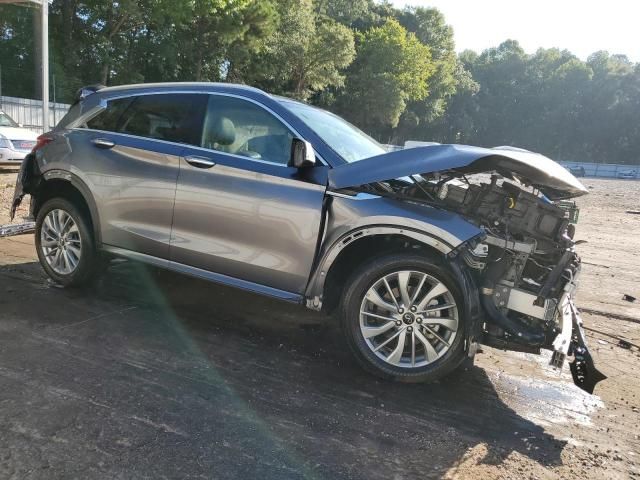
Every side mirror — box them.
[18,123,24,128]
[290,138,316,168]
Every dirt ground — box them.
[0,167,639,479]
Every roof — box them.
[96,82,267,96]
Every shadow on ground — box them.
[0,259,567,479]
[0,166,20,175]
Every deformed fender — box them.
[305,225,456,308]
[304,224,484,309]
[304,192,483,309]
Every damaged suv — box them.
[12,83,605,393]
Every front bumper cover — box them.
[551,295,606,394]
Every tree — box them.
[314,0,371,26]
[337,19,434,140]
[395,6,470,141]
[247,0,355,100]
[0,4,37,98]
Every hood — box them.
[328,144,588,200]
[0,126,38,140]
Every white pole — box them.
[41,0,49,132]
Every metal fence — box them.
[0,95,70,134]
[558,161,639,179]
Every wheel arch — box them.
[305,226,454,313]
[31,170,101,245]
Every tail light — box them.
[32,134,53,153]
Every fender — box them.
[37,169,103,246]
[305,225,461,310]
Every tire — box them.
[35,197,100,287]
[339,253,466,383]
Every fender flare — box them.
[304,225,455,309]
[38,169,102,245]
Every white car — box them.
[0,110,38,165]
[618,169,638,179]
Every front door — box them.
[171,94,327,294]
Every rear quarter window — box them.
[86,97,133,132]
[56,102,83,130]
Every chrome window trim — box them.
[78,127,305,169]
[69,89,328,167]
[326,191,380,200]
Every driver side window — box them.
[201,95,293,165]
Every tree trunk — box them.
[60,0,76,50]
[100,63,110,85]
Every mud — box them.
[1,172,639,479]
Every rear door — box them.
[171,94,328,294]
[78,93,207,259]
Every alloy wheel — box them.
[359,270,459,368]
[40,209,82,275]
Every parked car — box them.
[618,169,637,179]
[569,166,586,177]
[11,83,605,393]
[0,110,38,165]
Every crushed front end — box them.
[328,144,605,392]
[413,173,605,393]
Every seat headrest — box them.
[207,117,236,146]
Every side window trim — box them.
[197,93,327,167]
[69,90,327,166]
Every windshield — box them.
[0,112,19,127]
[281,100,386,163]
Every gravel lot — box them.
[1,168,639,479]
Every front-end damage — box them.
[327,144,606,393]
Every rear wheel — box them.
[340,254,466,383]
[35,198,99,287]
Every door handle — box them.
[184,155,216,169]
[92,138,115,149]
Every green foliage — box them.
[0,4,36,98]
[314,0,371,26]
[243,0,355,100]
[338,19,433,136]
[1,1,639,164]
[395,6,470,140]
[430,42,640,164]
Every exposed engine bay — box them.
[364,170,605,393]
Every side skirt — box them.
[102,245,304,304]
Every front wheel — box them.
[340,254,466,383]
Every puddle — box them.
[489,351,604,427]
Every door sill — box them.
[102,245,303,304]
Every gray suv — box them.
[12,83,604,393]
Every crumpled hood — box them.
[328,144,588,200]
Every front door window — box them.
[201,95,293,165]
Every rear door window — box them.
[87,94,207,146]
